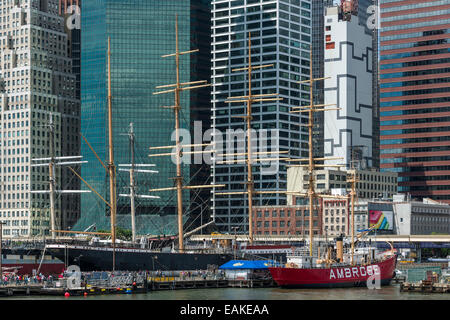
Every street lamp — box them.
[0,221,6,281]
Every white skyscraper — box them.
[0,0,80,238]
[323,6,373,169]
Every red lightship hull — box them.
[268,255,397,288]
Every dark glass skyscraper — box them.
[75,0,211,235]
[211,0,313,233]
[380,0,450,203]
[312,0,333,158]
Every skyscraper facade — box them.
[77,0,211,235]
[323,6,374,168]
[211,0,312,233]
[0,0,80,238]
[311,0,333,158]
[312,0,380,167]
[59,0,81,101]
[379,0,450,203]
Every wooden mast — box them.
[217,32,282,245]
[307,47,315,256]
[49,119,56,239]
[245,34,254,245]
[151,15,224,252]
[216,45,343,250]
[31,125,91,240]
[129,123,136,242]
[174,17,184,252]
[107,37,117,271]
[350,169,356,265]
[292,47,341,256]
[118,123,160,243]
[347,152,359,266]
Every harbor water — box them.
[3,284,449,300]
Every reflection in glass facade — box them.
[379,0,450,202]
[75,0,211,235]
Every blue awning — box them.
[219,260,281,270]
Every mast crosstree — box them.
[285,48,361,261]
[119,123,160,243]
[214,32,284,245]
[150,15,224,252]
[31,118,90,240]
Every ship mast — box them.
[306,47,315,256]
[287,48,343,256]
[107,37,117,271]
[37,38,118,270]
[31,118,89,240]
[349,169,357,265]
[150,15,224,252]
[118,123,160,243]
[347,149,359,266]
[215,32,284,245]
[129,123,136,241]
[49,120,56,239]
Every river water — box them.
[5,283,449,300]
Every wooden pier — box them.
[0,284,44,297]
[0,278,275,297]
[400,281,450,293]
[149,279,228,291]
[227,279,276,288]
[0,284,148,297]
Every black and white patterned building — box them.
[323,6,374,169]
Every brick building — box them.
[252,202,323,237]
[322,199,349,236]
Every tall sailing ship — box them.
[43,17,234,272]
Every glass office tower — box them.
[76,0,211,235]
[380,0,450,203]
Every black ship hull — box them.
[46,244,233,271]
